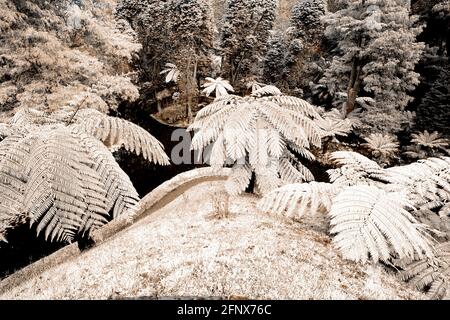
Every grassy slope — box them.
[0,181,424,300]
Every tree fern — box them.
[0,108,169,243]
[189,91,322,195]
[329,186,434,264]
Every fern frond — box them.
[67,109,169,165]
[251,85,282,97]
[259,182,342,220]
[412,131,449,150]
[225,163,252,196]
[254,157,281,195]
[23,127,88,242]
[328,151,386,186]
[262,95,320,119]
[0,134,30,239]
[399,242,450,299]
[384,157,450,205]
[74,130,139,219]
[329,185,434,263]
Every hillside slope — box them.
[0,181,424,300]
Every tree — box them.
[221,0,278,87]
[188,88,322,195]
[415,63,450,137]
[263,0,327,96]
[320,0,425,133]
[290,0,327,45]
[0,108,169,243]
[117,0,215,120]
[117,0,215,84]
[0,0,141,115]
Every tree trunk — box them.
[344,35,363,116]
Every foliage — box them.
[263,0,327,95]
[117,0,215,83]
[221,0,278,86]
[362,133,399,165]
[160,63,180,83]
[398,241,450,299]
[259,154,437,265]
[329,185,433,263]
[290,0,327,44]
[320,0,425,134]
[201,77,235,98]
[415,65,450,136]
[0,107,169,243]
[405,130,449,160]
[0,0,141,115]
[188,90,322,195]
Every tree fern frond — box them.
[254,157,281,195]
[0,134,30,239]
[327,151,386,186]
[209,133,227,168]
[262,95,320,119]
[399,242,450,299]
[251,85,282,97]
[259,182,342,220]
[412,131,449,150]
[69,109,170,165]
[225,163,252,196]
[329,186,434,263]
[223,103,257,160]
[23,127,88,242]
[74,130,139,219]
[191,95,242,122]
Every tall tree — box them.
[320,0,424,134]
[221,0,278,87]
[117,0,215,83]
[263,0,327,94]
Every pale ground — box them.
[0,181,425,300]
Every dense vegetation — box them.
[0,0,449,299]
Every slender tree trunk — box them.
[344,35,363,116]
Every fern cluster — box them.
[0,108,169,243]
[188,89,322,195]
[260,151,450,297]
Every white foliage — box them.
[329,186,434,264]
[189,93,322,195]
[201,77,235,97]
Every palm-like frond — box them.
[398,242,450,299]
[327,151,385,186]
[0,125,141,243]
[384,157,450,207]
[259,182,342,220]
[189,93,322,195]
[412,131,449,150]
[201,77,235,98]
[160,62,180,83]
[316,108,359,140]
[251,85,282,97]
[329,186,434,263]
[362,133,399,162]
[66,108,170,165]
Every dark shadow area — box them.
[0,224,65,279]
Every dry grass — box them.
[0,182,425,300]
